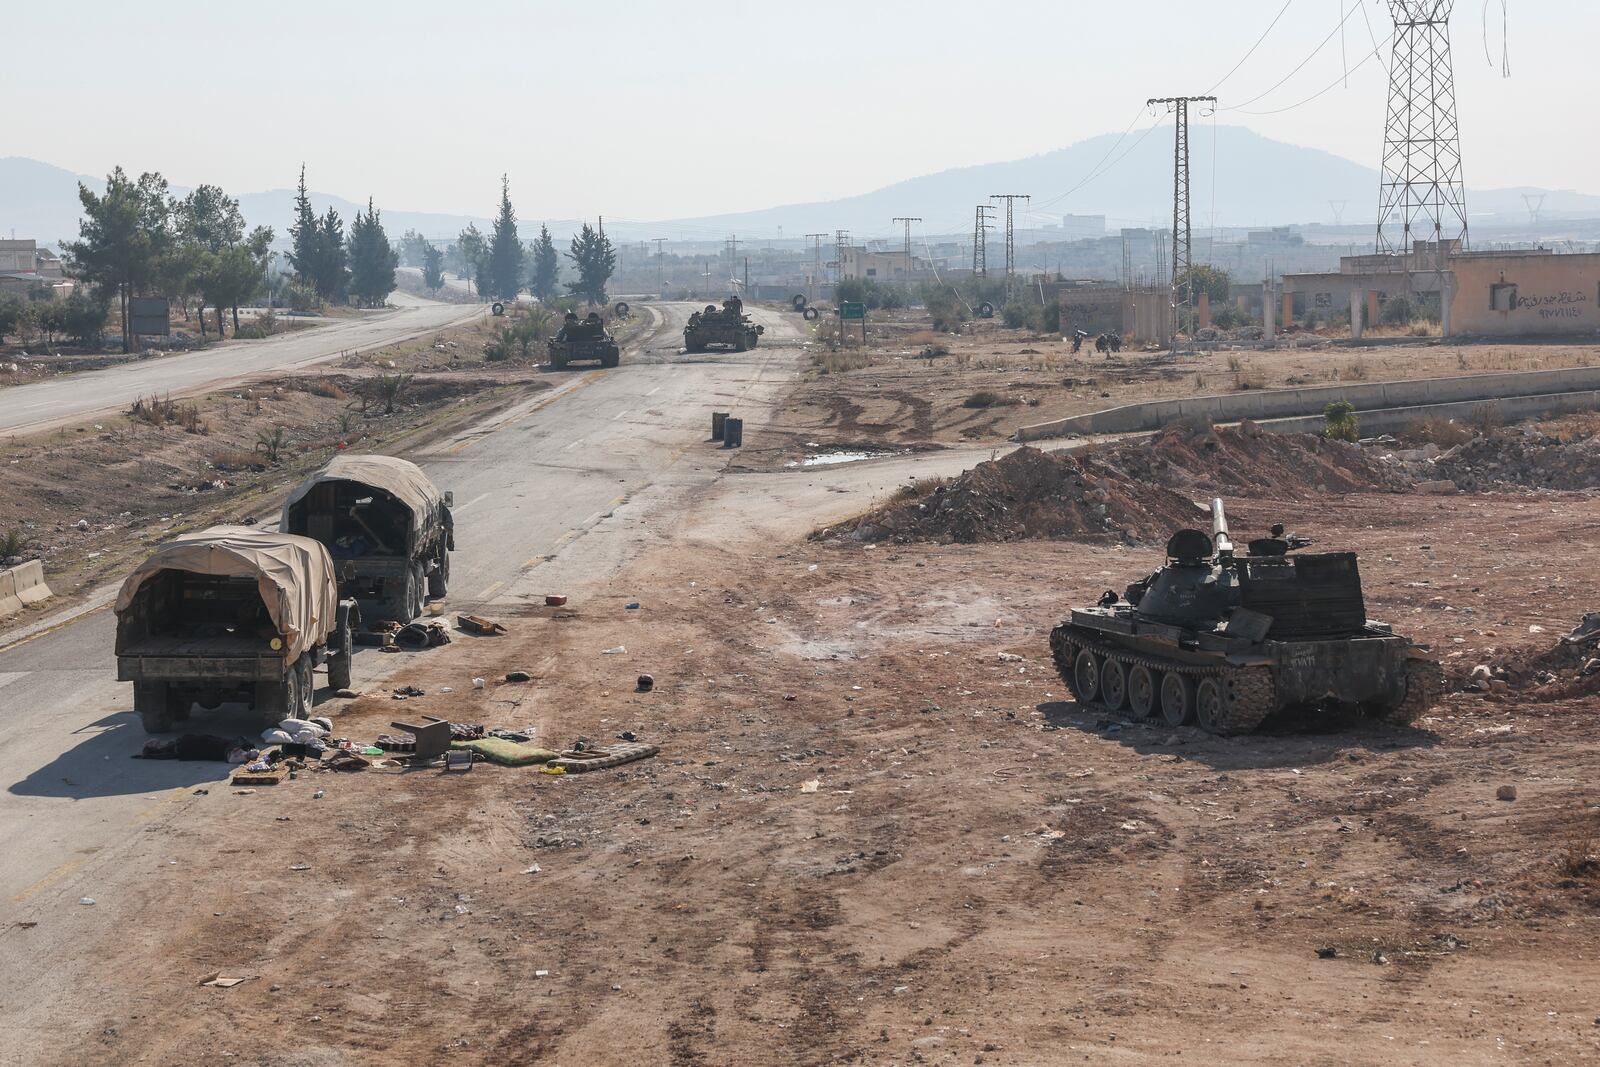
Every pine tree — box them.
[422,242,445,290]
[287,164,319,286]
[348,198,399,307]
[564,222,616,305]
[486,175,524,301]
[398,229,430,268]
[315,207,349,301]
[457,223,485,295]
[64,167,172,352]
[528,224,560,302]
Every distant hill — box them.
[7,128,1600,249]
[660,125,1600,237]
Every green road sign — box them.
[839,302,867,320]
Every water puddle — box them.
[787,448,905,468]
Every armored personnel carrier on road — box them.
[684,297,763,353]
[1050,499,1442,734]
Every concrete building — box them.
[1058,282,1171,343]
[839,246,933,285]
[0,239,73,297]
[1282,242,1600,338]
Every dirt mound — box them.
[1089,421,1410,499]
[1430,430,1600,492]
[829,446,1203,545]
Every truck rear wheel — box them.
[408,562,426,619]
[135,681,177,734]
[428,550,450,599]
[327,604,356,692]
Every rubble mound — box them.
[1090,421,1410,498]
[1475,613,1600,701]
[1429,430,1600,492]
[830,446,1203,545]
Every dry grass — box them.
[816,351,871,375]
[1340,361,1370,381]
[1556,838,1598,879]
[128,394,208,434]
[1407,414,1474,448]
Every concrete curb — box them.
[1017,365,1600,441]
[0,560,53,618]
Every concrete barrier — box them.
[0,560,53,618]
[1251,389,1600,437]
[1017,365,1600,441]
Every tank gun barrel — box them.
[1211,498,1233,557]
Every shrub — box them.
[232,324,268,340]
[963,390,1020,409]
[284,282,320,313]
[0,294,28,342]
[0,528,27,558]
[254,426,289,464]
[1323,400,1360,442]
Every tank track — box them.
[1372,658,1444,727]
[1049,621,1281,736]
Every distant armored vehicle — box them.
[548,310,620,369]
[281,454,453,622]
[684,297,763,353]
[1050,499,1442,734]
[115,527,358,732]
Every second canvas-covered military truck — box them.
[115,527,359,732]
[281,454,453,622]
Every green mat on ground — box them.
[451,738,559,766]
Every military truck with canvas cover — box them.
[115,527,359,733]
[281,454,453,622]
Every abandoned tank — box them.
[1050,499,1443,734]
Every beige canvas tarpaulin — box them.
[281,454,443,547]
[114,527,337,660]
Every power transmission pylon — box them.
[834,230,850,285]
[972,205,993,280]
[1521,192,1545,228]
[652,238,667,295]
[892,216,921,276]
[1329,200,1348,227]
[989,194,1029,303]
[1375,1,1468,260]
[1148,95,1215,341]
[805,233,827,301]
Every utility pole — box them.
[652,238,667,295]
[989,194,1029,303]
[834,230,850,286]
[805,232,827,302]
[972,205,993,280]
[1148,95,1215,341]
[725,235,739,295]
[891,216,921,277]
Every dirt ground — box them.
[37,478,1600,1066]
[747,308,1600,467]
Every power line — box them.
[1149,96,1215,342]
[1204,0,1296,95]
[1221,1,1363,112]
[1230,36,1387,116]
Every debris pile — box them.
[1092,421,1409,498]
[1425,429,1600,492]
[832,425,1405,545]
[1474,612,1600,700]
[832,446,1202,545]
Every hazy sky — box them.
[6,0,1591,226]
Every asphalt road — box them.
[0,303,804,993]
[0,293,484,436]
